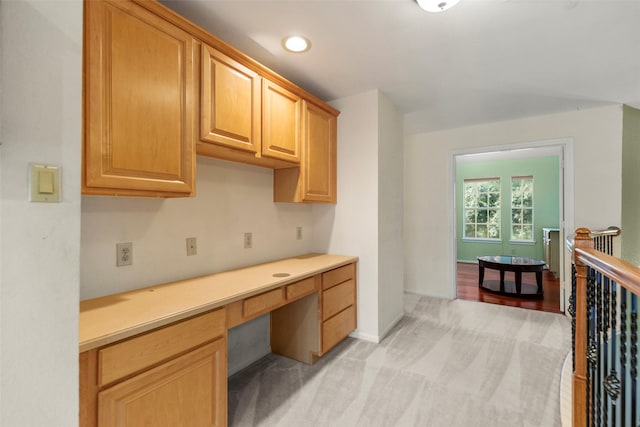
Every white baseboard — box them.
[404,289,454,299]
[378,312,404,341]
[349,311,405,344]
[349,330,380,343]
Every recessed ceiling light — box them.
[416,0,460,12]
[282,36,311,53]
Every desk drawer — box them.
[286,277,317,301]
[322,305,356,353]
[322,279,355,321]
[243,288,284,318]
[322,263,355,290]
[99,308,225,387]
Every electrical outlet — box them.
[244,232,252,249]
[116,242,133,267]
[296,226,302,240]
[186,237,197,256]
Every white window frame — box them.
[510,175,534,242]
[463,178,501,241]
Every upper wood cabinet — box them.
[83,0,196,197]
[200,44,261,154]
[274,100,338,203]
[262,79,301,163]
[83,0,339,201]
[196,46,301,168]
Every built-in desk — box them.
[79,253,357,427]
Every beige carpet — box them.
[228,293,571,427]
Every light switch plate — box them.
[29,163,61,202]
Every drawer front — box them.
[322,305,356,354]
[322,263,355,290]
[99,308,225,387]
[286,276,317,301]
[243,288,284,318]
[322,279,355,321]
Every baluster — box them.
[631,293,637,427]
[607,235,612,255]
[620,287,627,426]
[602,275,609,426]
[604,280,620,426]
[587,268,597,426]
[597,271,604,426]
[571,264,577,372]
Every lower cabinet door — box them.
[98,339,226,427]
[322,305,356,354]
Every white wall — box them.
[81,157,314,298]
[621,105,640,265]
[314,90,404,342]
[81,156,315,374]
[377,93,404,336]
[1,1,82,426]
[404,105,623,298]
[314,91,380,340]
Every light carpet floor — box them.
[228,293,572,427]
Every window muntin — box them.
[463,178,500,240]
[511,176,534,241]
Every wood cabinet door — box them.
[201,44,261,153]
[98,339,226,427]
[301,100,337,203]
[84,0,195,196]
[262,79,301,163]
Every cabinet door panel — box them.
[201,45,261,152]
[322,305,356,354]
[302,101,337,202]
[322,279,356,321]
[322,263,355,290]
[99,309,225,387]
[262,80,300,162]
[98,340,226,427]
[84,0,195,195]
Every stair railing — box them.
[571,227,639,427]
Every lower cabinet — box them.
[80,308,227,427]
[79,262,356,426]
[99,340,226,427]
[271,262,357,363]
[320,263,357,354]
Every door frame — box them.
[450,137,574,312]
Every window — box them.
[463,178,500,239]
[511,176,534,241]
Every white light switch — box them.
[30,163,60,202]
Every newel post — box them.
[573,228,593,427]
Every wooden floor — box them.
[456,262,563,314]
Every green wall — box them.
[621,105,640,265]
[456,156,560,262]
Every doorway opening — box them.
[451,139,574,314]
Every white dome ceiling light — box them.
[281,36,311,53]
[416,0,460,12]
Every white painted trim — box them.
[350,310,405,343]
[450,137,575,314]
[403,289,453,299]
[378,311,404,342]
[349,330,380,343]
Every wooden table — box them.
[477,255,545,298]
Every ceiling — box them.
[160,0,640,134]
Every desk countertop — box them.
[79,253,358,353]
